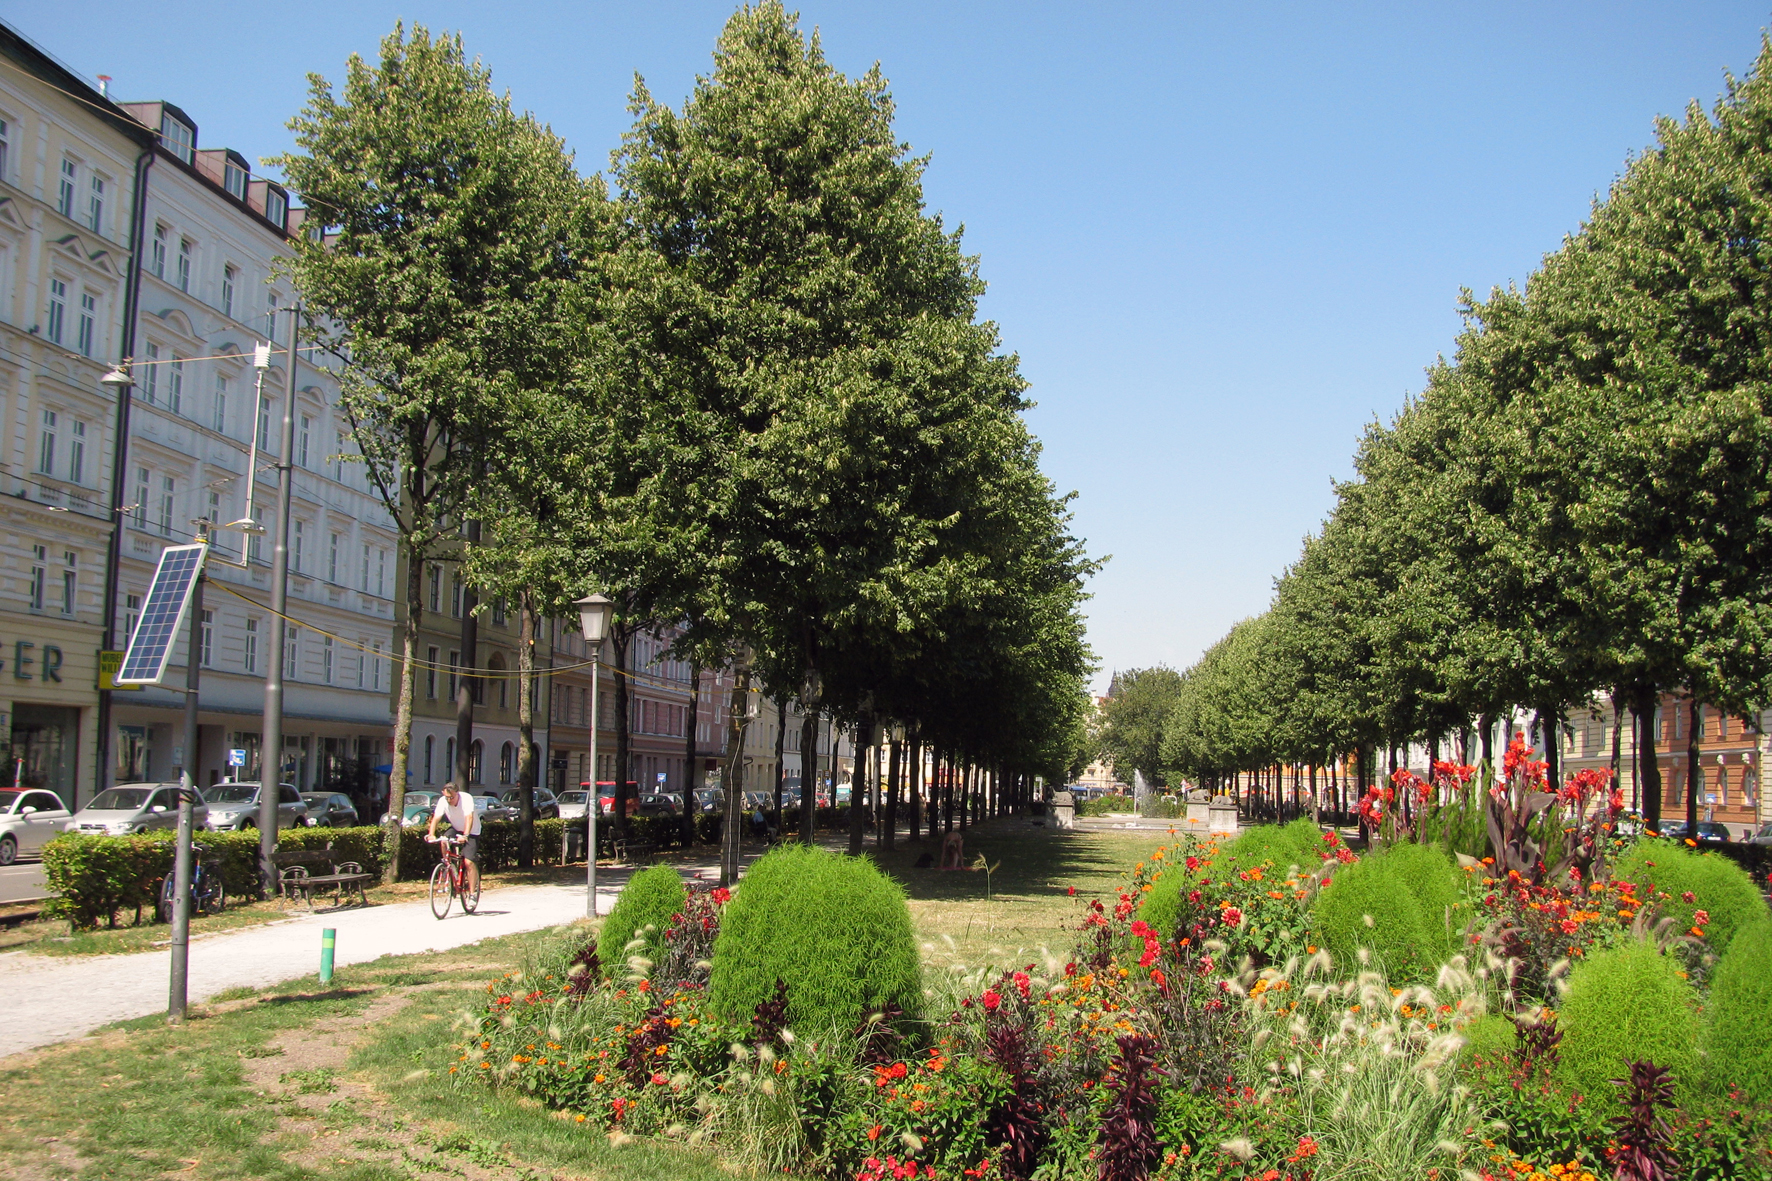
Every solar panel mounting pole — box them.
[258,304,301,893]
[168,566,204,1024]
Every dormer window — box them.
[159,114,194,164]
[224,160,248,200]
[264,188,287,231]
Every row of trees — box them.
[1102,35,1772,834]
[271,6,1096,877]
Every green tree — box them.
[1099,667,1183,787]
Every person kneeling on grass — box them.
[426,782,481,897]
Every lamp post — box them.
[575,593,613,917]
[258,306,301,894]
[96,361,138,809]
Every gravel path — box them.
[0,879,608,1059]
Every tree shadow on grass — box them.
[866,819,1179,906]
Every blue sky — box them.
[16,2,1770,689]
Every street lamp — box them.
[95,362,136,809]
[575,593,613,917]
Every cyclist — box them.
[425,782,481,897]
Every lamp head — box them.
[99,362,133,389]
[574,592,613,644]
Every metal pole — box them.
[319,927,336,985]
[168,571,203,1024]
[586,653,600,918]
[258,305,301,892]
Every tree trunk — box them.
[849,714,873,855]
[772,698,786,839]
[680,664,702,848]
[610,629,632,844]
[382,536,426,884]
[884,732,900,851]
[1479,712,1496,766]
[515,589,537,868]
[452,544,480,800]
[1687,697,1703,836]
[1634,686,1663,832]
[1609,691,1625,785]
[907,729,922,840]
[799,705,820,845]
[719,662,752,887]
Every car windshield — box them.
[560,791,587,804]
[0,790,19,812]
[87,788,153,811]
[204,784,258,805]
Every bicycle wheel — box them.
[156,876,176,925]
[429,861,453,919]
[460,865,480,914]
[206,876,227,916]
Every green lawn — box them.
[0,820,1160,1180]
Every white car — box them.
[0,788,72,864]
[556,788,590,821]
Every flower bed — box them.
[457,783,1772,1180]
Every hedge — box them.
[597,863,687,977]
[711,843,922,1034]
[43,817,571,930]
[1310,841,1462,983]
[1702,918,1772,1105]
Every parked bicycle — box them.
[157,842,226,923]
[426,831,480,919]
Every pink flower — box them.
[1011,971,1031,1000]
[1221,907,1243,928]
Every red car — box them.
[579,781,642,817]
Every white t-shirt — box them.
[433,792,480,836]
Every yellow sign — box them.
[97,650,141,692]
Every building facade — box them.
[0,27,152,808]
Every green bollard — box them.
[320,928,336,986]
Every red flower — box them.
[1012,971,1032,1000]
[1221,907,1243,928]
[1066,885,1076,896]
[868,1124,882,1141]
[710,887,732,905]
[981,989,1002,1011]
[651,1072,668,1085]
[1185,856,1200,871]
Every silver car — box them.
[65,783,208,837]
[201,781,308,830]
[557,788,590,820]
[0,788,72,864]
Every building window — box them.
[77,292,96,356]
[62,552,77,615]
[298,415,311,467]
[244,617,258,673]
[58,159,76,218]
[265,188,287,230]
[469,740,483,785]
[69,420,85,484]
[221,266,235,319]
[151,226,166,279]
[426,646,439,699]
[30,545,46,610]
[46,278,66,344]
[0,118,9,181]
[492,596,507,626]
[267,293,280,341]
[372,642,383,691]
[292,519,304,573]
[143,344,159,404]
[360,544,370,591]
[284,627,299,679]
[356,639,367,688]
[446,738,456,783]
[224,161,247,201]
[427,565,441,613]
[423,736,435,785]
[124,592,142,642]
[88,174,104,233]
[213,374,227,433]
[322,636,334,685]
[168,357,183,415]
[334,430,346,481]
[133,467,149,525]
[377,549,387,597]
[176,238,191,292]
[450,574,462,618]
[200,609,214,666]
[448,651,460,701]
[37,409,56,475]
[159,113,194,164]
[158,476,174,537]
[257,395,272,450]
[205,489,220,530]
[499,742,514,785]
[328,531,339,582]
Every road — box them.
[0,861,47,904]
[0,877,619,1060]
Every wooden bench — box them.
[271,844,373,909]
[611,840,656,866]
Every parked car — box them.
[475,794,519,823]
[557,788,591,821]
[692,788,725,814]
[201,781,307,831]
[0,788,71,864]
[66,783,207,837]
[579,781,641,816]
[382,789,441,825]
[742,790,775,812]
[494,787,560,820]
[635,793,680,818]
[300,792,360,828]
[1655,820,1733,844]
[1746,821,1772,847]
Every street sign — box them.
[228,748,247,768]
[116,543,207,685]
[97,650,143,691]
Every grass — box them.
[0,817,1164,1180]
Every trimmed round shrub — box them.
[1459,1012,1518,1067]
[1310,842,1462,983]
[1141,820,1325,940]
[1611,840,1766,955]
[711,843,921,1033]
[597,862,686,977]
[1555,938,1700,1115]
[1703,918,1772,1104]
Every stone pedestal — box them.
[1184,801,1212,830]
[1208,797,1239,836]
[1051,790,1075,831]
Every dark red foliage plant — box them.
[751,977,792,1050]
[982,991,1048,1181]
[1096,1033,1165,1181]
[618,1002,674,1088]
[1609,1059,1678,1181]
[564,940,601,999]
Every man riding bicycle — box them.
[425,783,480,897]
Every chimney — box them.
[97,75,111,97]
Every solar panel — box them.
[115,542,208,685]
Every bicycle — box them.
[157,843,226,924]
[426,832,480,919]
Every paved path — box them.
[0,878,618,1060]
